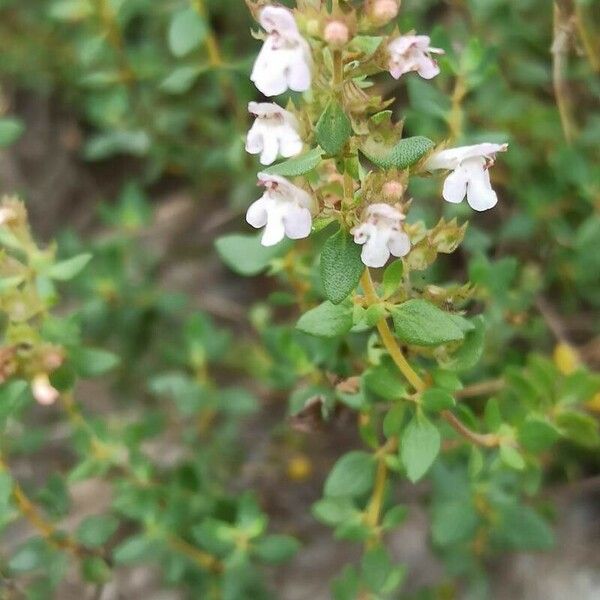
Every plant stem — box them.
[440,410,501,448]
[166,534,222,572]
[448,74,466,141]
[574,1,600,72]
[0,456,81,557]
[333,49,344,94]
[194,0,222,67]
[359,268,502,448]
[360,270,425,392]
[456,378,506,399]
[552,1,578,144]
[364,438,397,547]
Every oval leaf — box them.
[400,415,441,483]
[392,299,465,347]
[324,451,375,497]
[320,229,364,304]
[361,136,434,170]
[296,301,353,338]
[168,8,207,57]
[315,100,352,156]
[215,233,290,276]
[262,148,323,177]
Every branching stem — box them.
[360,269,502,448]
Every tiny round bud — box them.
[32,374,59,406]
[368,0,400,26]
[382,180,405,201]
[324,20,350,47]
[43,349,64,371]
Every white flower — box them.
[245,102,303,166]
[246,173,314,246]
[388,35,444,80]
[351,203,411,268]
[251,6,312,96]
[426,143,508,211]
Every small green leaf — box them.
[392,299,465,347]
[324,451,375,497]
[499,444,525,470]
[382,505,408,529]
[296,301,353,338]
[215,233,290,276]
[382,260,403,298]
[518,418,560,452]
[320,229,364,304]
[383,404,406,438]
[160,65,208,94]
[492,504,554,551]
[262,147,323,177]
[432,500,479,546]
[76,515,119,548]
[445,315,486,371]
[312,497,357,526]
[112,535,154,564]
[254,535,300,564]
[315,100,352,156]
[361,136,434,170]
[421,388,455,412]
[47,253,92,281]
[0,117,25,147]
[168,8,207,57]
[71,348,120,377]
[81,556,112,584]
[401,415,441,483]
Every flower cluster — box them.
[244,2,508,268]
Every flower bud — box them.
[323,20,350,47]
[367,0,400,26]
[43,348,64,371]
[32,374,59,406]
[382,180,405,201]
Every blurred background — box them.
[0,0,599,598]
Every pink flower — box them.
[388,35,444,80]
[251,6,312,97]
[426,143,508,211]
[351,204,411,268]
[246,173,315,246]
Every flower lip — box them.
[426,143,508,171]
[259,5,299,36]
[389,35,442,56]
[365,202,406,223]
[248,101,286,119]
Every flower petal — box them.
[388,231,411,257]
[245,122,264,156]
[250,40,289,96]
[259,133,280,166]
[416,55,440,79]
[259,5,299,36]
[442,167,468,204]
[279,130,303,158]
[261,210,286,246]
[283,205,312,240]
[287,47,312,92]
[465,162,498,211]
[246,196,269,229]
[361,235,391,268]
